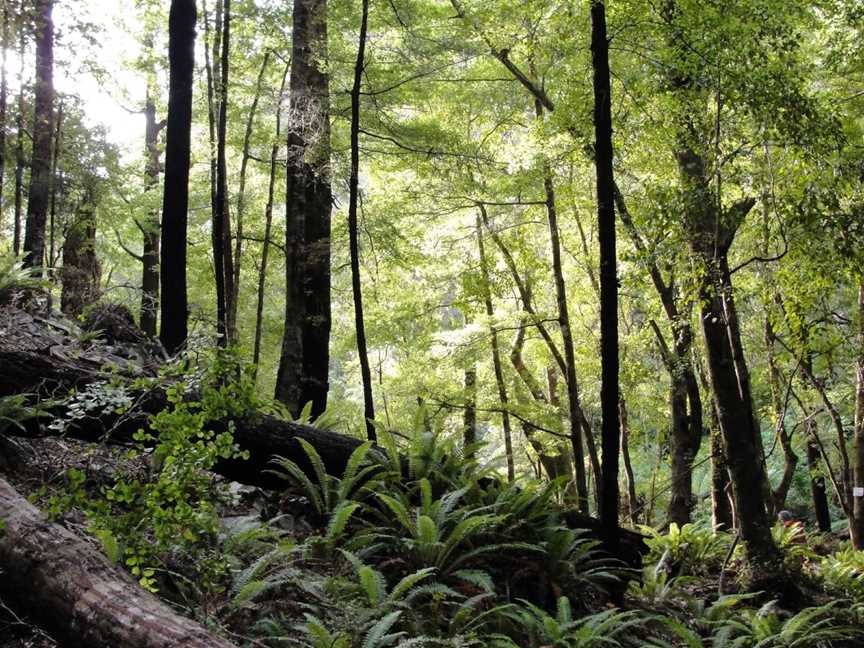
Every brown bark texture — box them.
[0,475,239,648]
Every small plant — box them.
[0,253,45,304]
[640,522,731,576]
[821,547,864,601]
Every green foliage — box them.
[0,254,45,304]
[821,547,864,601]
[48,351,251,592]
[0,394,49,435]
[640,523,731,576]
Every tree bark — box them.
[709,400,734,532]
[463,367,477,448]
[140,87,162,338]
[213,0,234,346]
[60,183,100,318]
[47,98,62,270]
[590,0,620,545]
[22,0,54,270]
[476,213,515,481]
[764,313,797,512]
[253,62,290,376]
[159,0,197,354]
[232,51,271,346]
[275,0,333,418]
[0,476,239,648]
[0,0,9,234]
[805,424,831,533]
[12,11,24,256]
[348,0,375,440]
[619,396,638,526]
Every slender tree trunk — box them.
[0,0,9,234]
[140,87,162,337]
[275,0,333,418]
[213,0,234,346]
[476,213,515,480]
[463,367,477,448]
[60,183,100,317]
[253,62,289,376]
[765,313,797,512]
[232,51,271,344]
[853,281,864,547]
[159,0,197,354]
[12,16,24,256]
[47,98,62,271]
[619,396,638,526]
[348,0,375,440]
[22,0,54,270]
[590,0,620,544]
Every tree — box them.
[21,0,53,270]
[159,0,197,355]
[275,0,332,418]
[590,0,620,545]
[348,0,375,440]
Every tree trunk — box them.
[590,0,620,545]
[232,51,271,346]
[12,13,24,256]
[0,0,9,234]
[275,0,332,418]
[806,435,831,533]
[463,366,477,448]
[709,400,734,531]
[140,87,162,338]
[0,476,239,648]
[619,396,638,526]
[60,184,100,317]
[853,281,864,547]
[47,99,62,271]
[22,0,54,270]
[253,62,290,376]
[765,313,797,512]
[159,0,197,355]
[476,213,515,481]
[213,0,234,346]
[348,0,375,440]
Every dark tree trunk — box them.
[348,0,375,440]
[275,0,332,418]
[22,0,54,270]
[806,435,831,533]
[253,62,290,376]
[12,15,24,256]
[60,184,100,318]
[619,396,638,526]
[159,0,197,355]
[463,367,477,448]
[476,213,515,481]
[590,0,620,545]
[213,0,234,346]
[0,476,239,648]
[232,51,271,346]
[47,99,62,270]
[709,400,734,531]
[140,88,162,338]
[0,0,8,232]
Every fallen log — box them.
[0,304,646,560]
[0,475,238,648]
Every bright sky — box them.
[53,0,148,157]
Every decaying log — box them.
[0,475,238,648]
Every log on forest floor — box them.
[0,475,238,648]
[0,304,646,559]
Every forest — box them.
[0,0,863,645]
